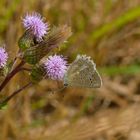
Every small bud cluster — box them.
[0,11,72,100]
[0,12,71,83]
[20,12,71,81]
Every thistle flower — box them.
[43,55,68,80]
[0,47,8,68]
[22,12,48,40]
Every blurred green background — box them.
[1,0,140,140]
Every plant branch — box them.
[0,60,25,92]
[0,82,32,104]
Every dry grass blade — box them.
[25,105,140,140]
[18,105,140,140]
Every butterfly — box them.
[63,55,102,88]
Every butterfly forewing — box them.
[64,55,102,88]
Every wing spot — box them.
[90,78,93,83]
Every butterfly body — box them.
[64,55,102,88]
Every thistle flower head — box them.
[44,55,68,80]
[0,47,8,68]
[22,12,48,40]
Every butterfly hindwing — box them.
[64,55,102,88]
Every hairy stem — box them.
[0,60,25,92]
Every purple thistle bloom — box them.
[0,47,8,68]
[44,55,68,80]
[22,12,49,40]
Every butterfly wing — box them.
[64,55,102,88]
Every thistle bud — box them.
[0,69,3,76]
[23,25,72,65]
[18,30,35,51]
[30,64,45,83]
[30,54,68,83]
